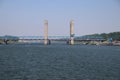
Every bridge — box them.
[0,35,105,44]
[0,20,105,45]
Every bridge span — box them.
[0,20,105,45]
[0,36,105,45]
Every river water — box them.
[0,44,120,80]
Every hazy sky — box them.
[0,0,120,36]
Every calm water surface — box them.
[0,44,120,80]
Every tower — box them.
[44,20,49,45]
[70,20,74,45]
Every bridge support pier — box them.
[69,20,74,45]
[44,20,50,45]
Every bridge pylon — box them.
[69,20,74,45]
[44,20,50,45]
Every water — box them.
[0,44,120,80]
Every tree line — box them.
[85,32,120,41]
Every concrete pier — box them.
[44,20,49,45]
[70,20,74,45]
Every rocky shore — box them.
[1,39,120,46]
[75,41,120,46]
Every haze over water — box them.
[0,44,120,80]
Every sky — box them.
[0,0,120,36]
